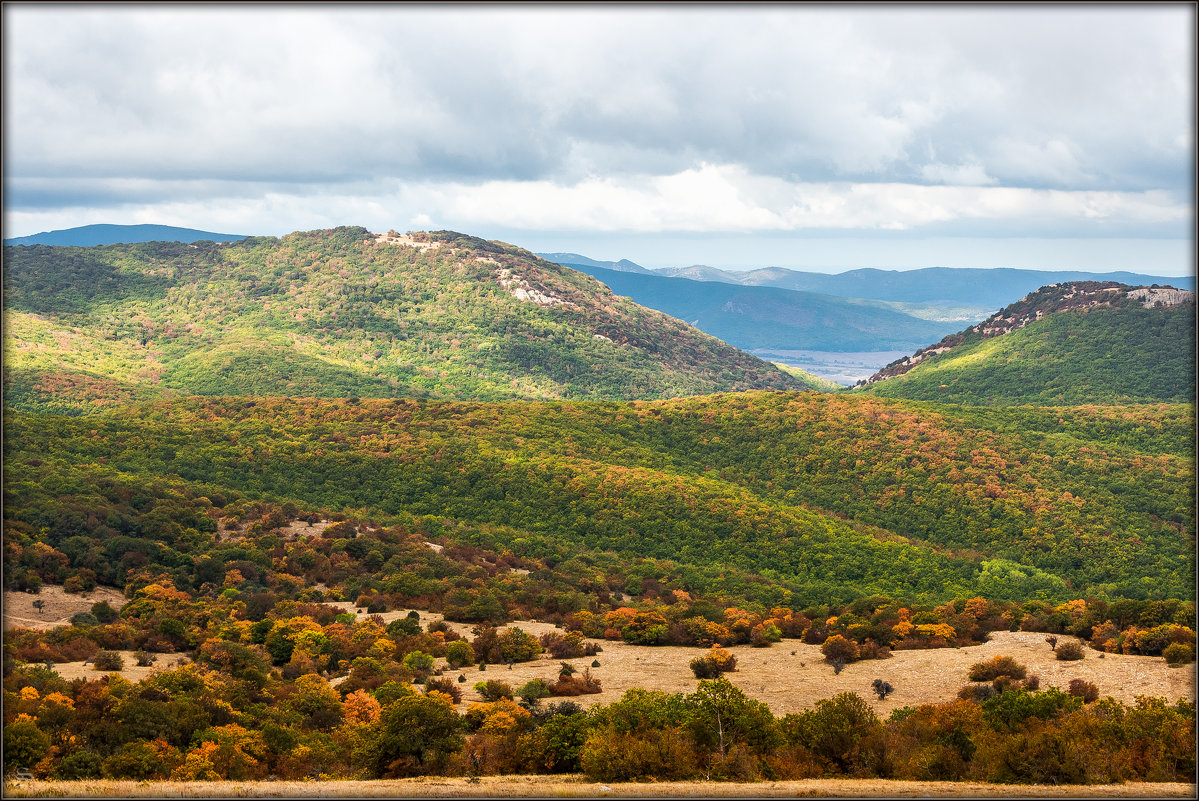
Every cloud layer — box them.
[3,5,1193,269]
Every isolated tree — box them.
[32,599,46,616]
[871,679,894,701]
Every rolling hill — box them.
[2,227,815,413]
[860,282,1196,405]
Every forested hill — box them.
[860,282,1196,405]
[2,227,815,413]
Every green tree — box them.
[3,718,50,770]
[356,694,463,777]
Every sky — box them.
[3,4,1195,275]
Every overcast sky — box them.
[3,5,1194,274]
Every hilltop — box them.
[860,282,1195,405]
[2,227,814,413]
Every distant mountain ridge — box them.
[576,264,963,352]
[651,264,1195,306]
[860,281,1196,404]
[4,223,249,247]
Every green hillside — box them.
[2,227,814,412]
[861,283,1195,405]
[5,391,1192,602]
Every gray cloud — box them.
[2,4,1193,248]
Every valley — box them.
[2,228,1194,790]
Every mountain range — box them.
[541,251,1194,306]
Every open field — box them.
[3,777,1195,798]
[11,595,1192,715]
[368,610,1194,717]
[3,586,127,632]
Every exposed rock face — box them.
[860,281,1194,386]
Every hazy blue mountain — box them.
[573,264,962,352]
[4,223,249,247]
[652,264,1194,307]
[536,252,652,274]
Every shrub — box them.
[473,680,513,702]
[707,647,737,672]
[70,612,100,627]
[55,749,104,779]
[445,640,474,669]
[424,676,463,704]
[93,650,125,671]
[957,684,996,702]
[540,631,587,659]
[516,679,551,706]
[498,628,542,663]
[402,651,435,674]
[1163,642,1194,665]
[550,668,602,696]
[967,655,1027,682]
[821,635,860,663]
[690,656,721,679]
[91,601,120,624]
[1067,679,1099,703]
[1055,641,1084,661]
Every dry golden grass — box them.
[2,777,1194,798]
[3,585,127,632]
[433,622,1193,717]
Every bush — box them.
[690,656,721,679]
[541,631,587,659]
[473,680,513,702]
[550,668,602,696]
[55,749,104,779]
[957,684,997,703]
[70,612,100,627]
[402,651,435,674]
[93,650,125,671]
[1067,679,1099,703]
[821,635,860,663]
[967,655,1027,682]
[1163,642,1194,665]
[707,647,737,672]
[446,640,474,668]
[91,601,120,624]
[424,676,463,704]
[516,679,551,706]
[1055,641,1084,661]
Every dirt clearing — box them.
[3,585,127,632]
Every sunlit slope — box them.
[861,283,1195,405]
[3,227,814,412]
[6,391,1191,600]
